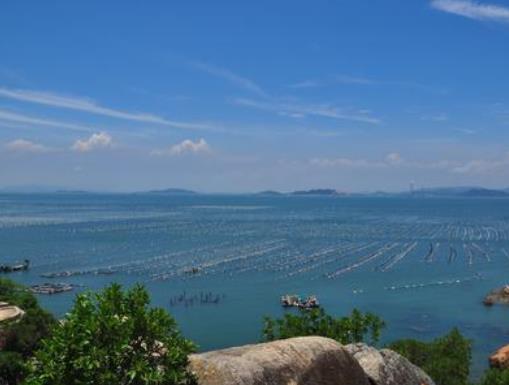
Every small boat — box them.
[0,259,30,273]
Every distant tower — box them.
[409,181,415,195]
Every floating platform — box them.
[281,294,320,309]
[31,283,74,295]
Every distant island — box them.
[256,190,284,196]
[291,189,344,196]
[2,186,509,198]
[145,188,198,195]
[408,187,509,198]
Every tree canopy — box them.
[388,328,471,385]
[24,283,195,385]
[262,307,385,345]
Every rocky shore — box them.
[483,285,509,306]
[188,336,435,385]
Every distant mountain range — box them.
[290,189,344,196]
[407,187,509,198]
[145,188,198,195]
[2,186,509,197]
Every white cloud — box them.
[288,80,322,89]
[452,154,509,174]
[152,138,210,156]
[311,153,459,170]
[385,152,403,165]
[234,98,380,124]
[5,139,49,153]
[310,157,386,168]
[71,132,113,152]
[0,87,214,131]
[431,0,509,23]
[191,62,267,97]
[335,75,375,85]
[0,109,93,132]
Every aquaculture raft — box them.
[31,283,74,295]
[281,294,320,309]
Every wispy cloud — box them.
[151,138,210,156]
[234,98,381,124]
[289,75,374,89]
[451,153,509,173]
[335,75,375,85]
[191,62,267,97]
[5,139,50,153]
[310,152,509,175]
[71,132,113,152]
[310,153,457,170]
[420,113,449,122]
[431,0,509,23]
[0,87,214,131]
[289,75,446,94]
[310,157,386,168]
[192,62,381,125]
[0,109,94,132]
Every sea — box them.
[1,192,509,376]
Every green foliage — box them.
[0,278,38,310]
[262,307,385,345]
[0,352,25,385]
[478,368,509,385]
[24,283,196,385]
[388,328,471,385]
[0,279,54,385]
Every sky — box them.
[1,0,509,193]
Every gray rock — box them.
[189,336,371,385]
[345,343,435,385]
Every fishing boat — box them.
[0,259,30,273]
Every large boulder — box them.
[489,344,509,369]
[483,286,509,306]
[345,343,435,385]
[188,336,370,385]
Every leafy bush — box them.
[0,352,25,385]
[0,279,54,385]
[478,368,509,385]
[388,328,471,385]
[262,307,385,345]
[24,283,195,385]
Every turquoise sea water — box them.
[1,193,509,376]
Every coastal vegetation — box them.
[2,279,509,385]
[0,279,54,385]
[262,308,385,345]
[24,284,195,385]
[388,329,471,385]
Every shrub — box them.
[478,368,509,385]
[24,283,195,385]
[0,352,25,385]
[262,307,385,345]
[388,328,471,385]
[0,279,54,385]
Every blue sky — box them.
[1,0,509,192]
